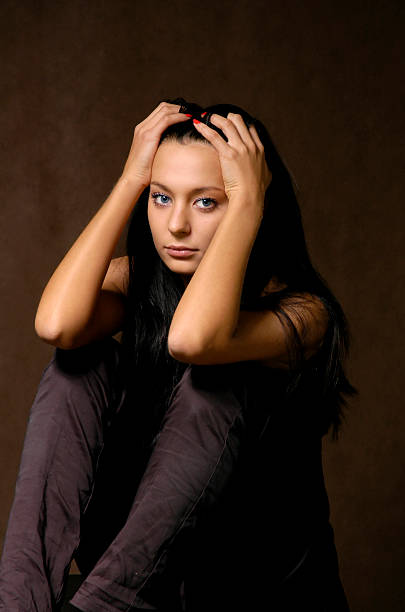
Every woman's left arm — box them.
[168,194,263,356]
[167,113,326,367]
[167,113,266,354]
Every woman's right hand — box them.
[120,102,190,188]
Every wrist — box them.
[227,192,264,220]
[117,174,149,195]
[105,175,148,213]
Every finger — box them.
[192,119,230,156]
[137,103,170,129]
[248,124,264,150]
[146,110,190,134]
[139,105,190,134]
[209,114,243,149]
[150,101,186,119]
[227,113,255,148]
[138,102,188,130]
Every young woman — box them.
[0,97,357,611]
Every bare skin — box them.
[35,103,323,367]
[147,140,229,287]
[34,102,190,349]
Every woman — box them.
[0,97,357,611]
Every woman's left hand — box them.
[192,113,272,210]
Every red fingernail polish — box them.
[185,113,192,117]
[193,119,200,124]
[201,112,207,116]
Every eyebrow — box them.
[150,181,224,195]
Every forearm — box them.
[168,198,263,355]
[34,176,144,344]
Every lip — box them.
[165,246,198,258]
[166,245,198,251]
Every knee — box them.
[168,363,247,425]
[53,336,121,377]
[32,337,123,418]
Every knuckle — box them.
[141,128,154,141]
[134,126,144,138]
[156,102,169,114]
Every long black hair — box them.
[119,96,357,446]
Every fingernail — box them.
[201,112,207,117]
[185,113,192,117]
[193,119,200,124]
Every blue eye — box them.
[151,193,217,212]
[195,198,217,211]
[151,193,171,205]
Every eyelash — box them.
[150,192,218,212]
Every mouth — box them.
[165,246,198,257]
[165,245,197,251]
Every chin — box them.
[161,256,195,271]
[164,252,200,266]
[169,262,197,274]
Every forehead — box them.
[151,141,223,185]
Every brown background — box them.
[1,1,404,610]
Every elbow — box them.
[34,315,59,345]
[34,314,77,350]
[167,338,191,363]
[167,332,202,363]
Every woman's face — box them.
[147,140,229,286]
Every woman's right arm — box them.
[34,102,190,350]
[34,178,143,350]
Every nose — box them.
[168,203,191,235]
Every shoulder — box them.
[290,292,330,350]
[255,290,330,368]
[278,291,329,329]
[259,278,328,325]
[259,279,329,335]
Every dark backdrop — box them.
[1,1,404,610]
